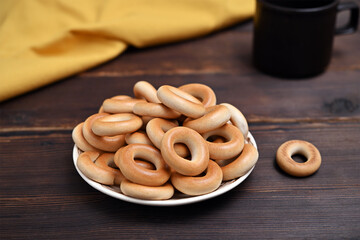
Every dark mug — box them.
[253,0,359,78]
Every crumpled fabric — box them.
[0,0,254,102]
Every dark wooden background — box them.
[1,8,360,239]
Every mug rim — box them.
[258,0,339,13]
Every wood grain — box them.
[1,26,359,129]
[1,70,359,130]
[79,32,360,77]
[0,123,359,239]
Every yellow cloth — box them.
[0,0,254,102]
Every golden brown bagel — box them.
[161,127,209,176]
[72,122,100,152]
[171,160,223,196]
[179,83,216,107]
[133,102,181,119]
[121,179,174,200]
[94,153,125,185]
[82,113,126,152]
[77,151,117,185]
[220,143,259,181]
[125,130,154,146]
[92,113,142,136]
[183,105,231,133]
[157,85,205,118]
[103,98,145,113]
[146,118,189,157]
[276,140,321,177]
[115,144,171,186]
[133,81,161,103]
[220,103,249,138]
[202,123,244,160]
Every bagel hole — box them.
[196,172,207,177]
[175,143,191,160]
[107,160,118,169]
[194,96,204,103]
[291,154,308,163]
[207,135,226,143]
[173,116,185,126]
[183,154,192,161]
[134,158,156,170]
[216,155,238,167]
[195,168,208,177]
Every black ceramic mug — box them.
[253,0,359,78]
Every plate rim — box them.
[73,132,258,206]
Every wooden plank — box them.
[1,69,359,129]
[1,123,359,239]
[80,31,360,78]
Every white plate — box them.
[73,132,258,206]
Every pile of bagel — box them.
[73,81,259,200]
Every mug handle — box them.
[335,2,359,35]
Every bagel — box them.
[133,81,161,103]
[125,131,154,146]
[92,113,142,136]
[94,153,125,185]
[121,179,174,200]
[72,122,100,152]
[115,146,156,170]
[171,160,223,196]
[133,102,181,119]
[183,105,231,133]
[161,127,209,176]
[220,143,259,181]
[146,118,189,157]
[220,103,249,138]
[103,98,145,113]
[202,123,245,160]
[276,140,321,177]
[115,144,171,186]
[99,95,132,113]
[82,113,126,152]
[179,83,216,107]
[157,85,205,118]
[77,151,117,185]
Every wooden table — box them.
[1,18,359,239]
